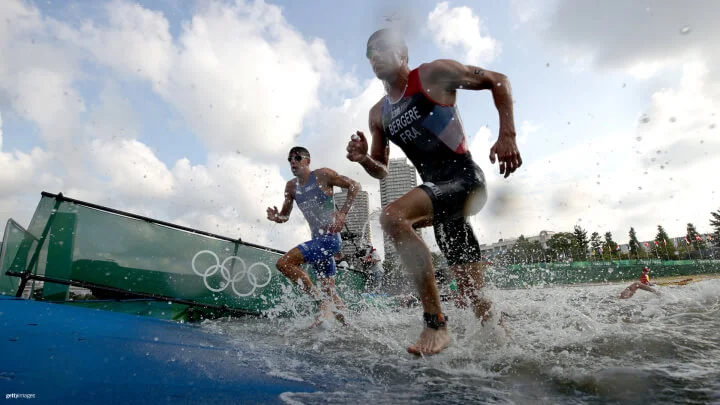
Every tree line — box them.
[491,208,720,264]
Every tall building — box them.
[379,158,419,265]
[334,190,370,265]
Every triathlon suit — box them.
[381,67,487,266]
[294,171,342,277]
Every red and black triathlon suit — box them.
[380,67,487,266]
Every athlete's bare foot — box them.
[473,298,493,324]
[407,327,451,356]
[483,311,511,337]
[309,310,333,329]
[333,311,347,326]
[309,309,347,329]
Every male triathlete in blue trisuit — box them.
[267,147,361,327]
[346,29,522,355]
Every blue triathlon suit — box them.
[294,171,342,277]
[380,67,487,266]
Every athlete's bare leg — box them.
[309,277,347,327]
[380,189,450,356]
[277,248,341,326]
[276,248,321,298]
[452,262,508,336]
[451,262,492,321]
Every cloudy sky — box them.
[1,0,718,256]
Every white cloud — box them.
[469,61,718,245]
[159,1,344,159]
[86,81,141,141]
[0,0,366,252]
[90,138,176,198]
[544,0,720,86]
[54,0,174,87]
[427,2,500,66]
[626,61,666,80]
[518,120,539,146]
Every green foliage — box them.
[546,232,575,261]
[628,227,640,259]
[685,223,707,254]
[653,225,677,260]
[709,209,720,248]
[573,225,589,260]
[603,232,619,260]
[590,232,602,260]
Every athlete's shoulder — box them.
[368,96,385,125]
[419,59,465,79]
[370,96,385,114]
[314,167,337,179]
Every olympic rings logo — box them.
[191,250,272,297]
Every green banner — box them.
[2,194,367,318]
[486,260,720,288]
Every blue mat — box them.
[0,296,314,404]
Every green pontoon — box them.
[0,192,368,322]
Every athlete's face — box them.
[366,37,405,80]
[288,153,309,175]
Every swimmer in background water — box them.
[639,266,655,286]
[619,266,660,299]
[619,281,659,299]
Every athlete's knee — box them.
[275,255,290,273]
[379,205,410,236]
[276,251,300,273]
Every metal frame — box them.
[41,191,287,255]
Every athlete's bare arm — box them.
[266,181,294,223]
[317,168,361,215]
[316,168,361,233]
[420,59,522,178]
[346,99,390,179]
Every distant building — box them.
[379,158,419,265]
[479,230,556,256]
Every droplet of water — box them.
[680,25,691,35]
